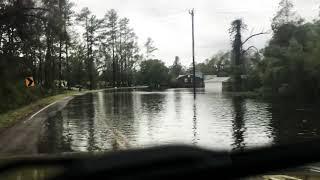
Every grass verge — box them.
[0,90,81,131]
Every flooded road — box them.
[38,87,320,153]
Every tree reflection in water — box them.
[231,97,247,151]
[39,89,320,153]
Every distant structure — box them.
[204,75,217,81]
[204,76,231,91]
[176,74,204,88]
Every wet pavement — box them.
[0,96,73,155]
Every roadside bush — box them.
[0,82,47,114]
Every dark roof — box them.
[177,74,203,80]
[204,77,231,83]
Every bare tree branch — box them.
[242,32,269,46]
[242,46,259,55]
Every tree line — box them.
[0,0,163,112]
[149,0,320,103]
[192,0,320,102]
[231,0,320,102]
[3,0,319,112]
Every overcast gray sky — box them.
[71,0,319,66]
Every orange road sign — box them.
[25,77,35,87]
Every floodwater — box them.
[38,83,320,153]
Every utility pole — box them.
[189,9,196,97]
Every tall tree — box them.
[169,56,184,78]
[42,0,61,88]
[272,0,302,32]
[118,17,129,86]
[118,18,139,86]
[144,37,157,60]
[229,19,246,91]
[229,19,267,91]
[138,59,169,88]
[63,0,74,89]
[0,0,145,112]
[102,9,119,87]
[99,10,141,87]
[77,7,103,89]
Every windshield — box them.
[1,0,320,179]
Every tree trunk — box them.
[232,21,243,92]
[112,45,116,87]
[85,17,92,89]
[0,30,3,52]
[38,48,43,86]
[89,42,93,90]
[64,3,70,89]
[124,55,128,86]
[59,39,62,88]
[45,25,52,89]
[58,0,63,88]
[65,39,69,88]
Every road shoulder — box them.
[0,94,77,155]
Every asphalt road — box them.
[0,96,74,155]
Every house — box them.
[204,76,231,91]
[176,74,205,88]
[204,75,217,81]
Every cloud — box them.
[71,0,319,66]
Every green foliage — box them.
[137,59,169,88]
[76,7,103,90]
[187,51,231,77]
[68,44,87,87]
[223,0,320,101]
[243,0,320,100]
[169,56,185,78]
[271,0,302,32]
[0,83,44,114]
[0,1,141,112]
[168,56,186,88]
[258,23,318,97]
[243,52,263,91]
[99,9,141,87]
